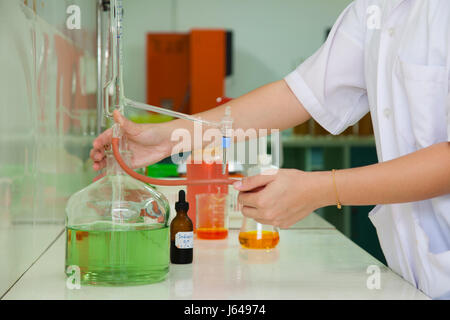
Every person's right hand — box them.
[90,110,174,171]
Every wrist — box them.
[164,118,193,153]
[310,170,336,208]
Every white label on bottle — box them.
[175,232,193,249]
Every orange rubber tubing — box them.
[112,137,238,186]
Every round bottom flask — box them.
[65,151,170,286]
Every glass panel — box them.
[0,0,98,296]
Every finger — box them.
[279,211,314,229]
[241,206,275,225]
[113,110,142,137]
[238,190,264,208]
[278,219,297,229]
[233,173,277,192]
[90,148,105,162]
[93,158,106,171]
[93,128,113,150]
[278,223,292,230]
[241,206,259,219]
[253,218,277,226]
[89,148,96,161]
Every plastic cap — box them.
[175,190,189,212]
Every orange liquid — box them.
[238,231,280,249]
[197,228,228,240]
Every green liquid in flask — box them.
[65,221,169,286]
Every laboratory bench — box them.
[1,213,429,300]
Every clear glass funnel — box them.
[65,150,170,286]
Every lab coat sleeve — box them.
[285,0,369,135]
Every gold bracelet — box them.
[331,169,342,210]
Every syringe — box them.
[221,106,233,175]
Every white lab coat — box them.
[285,0,450,299]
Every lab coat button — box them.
[388,28,395,37]
[383,108,392,118]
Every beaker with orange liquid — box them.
[238,155,280,250]
[196,193,229,239]
[239,218,279,250]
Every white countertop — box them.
[2,223,429,300]
[0,210,63,298]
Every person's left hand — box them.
[234,169,333,229]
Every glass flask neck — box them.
[176,209,188,217]
[106,150,131,175]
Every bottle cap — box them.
[175,190,189,212]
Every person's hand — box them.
[234,169,334,229]
[90,110,175,171]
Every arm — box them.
[91,80,309,170]
[167,79,310,146]
[236,142,450,228]
[333,142,450,206]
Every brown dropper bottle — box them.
[170,190,193,264]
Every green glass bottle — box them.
[65,150,170,286]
